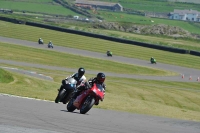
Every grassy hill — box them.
[0,0,81,16]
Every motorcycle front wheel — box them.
[55,89,66,103]
[62,91,73,104]
[67,98,76,112]
[80,96,95,114]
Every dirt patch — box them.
[8,76,18,85]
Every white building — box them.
[169,9,200,22]
[73,16,79,19]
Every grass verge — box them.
[0,68,14,83]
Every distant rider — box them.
[58,67,86,93]
[38,38,43,43]
[48,41,53,45]
[107,50,112,56]
[150,57,156,64]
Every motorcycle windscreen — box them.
[92,83,104,100]
[67,78,77,85]
[73,90,89,109]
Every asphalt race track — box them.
[0,94,199,133]
[0,36,200,133]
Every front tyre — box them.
[67,98,76,112]
[62,91,73,104]
[80,96,95,114]
[55,89,66,103]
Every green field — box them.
[0,0,80,16]
[2,0,200,14]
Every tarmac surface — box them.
[0,94,199,133]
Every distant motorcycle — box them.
[150,59,157,64]
[55,77,77,104]
[107,51,112,57]
[48,43,53,48]
[67,82,105,114]
[38,39,43,44]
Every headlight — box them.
[70,84,74,87]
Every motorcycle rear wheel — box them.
[80,96,95,114]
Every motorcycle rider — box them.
[38,38,43,44]
[107,50,111,55]
[107,50,113,57]
[88,72,106,90]
[73,72,106,105]
[58,67,86,93]
[48,41,53,47]
[150,57,156,63]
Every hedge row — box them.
[190,50,200,56]
[1,16,199,56]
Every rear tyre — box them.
[80,96,95,114]
[67,98,76,112]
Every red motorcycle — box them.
[67,83,105,114]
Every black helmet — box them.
[78,67,85,77]
[97,72,105,84]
